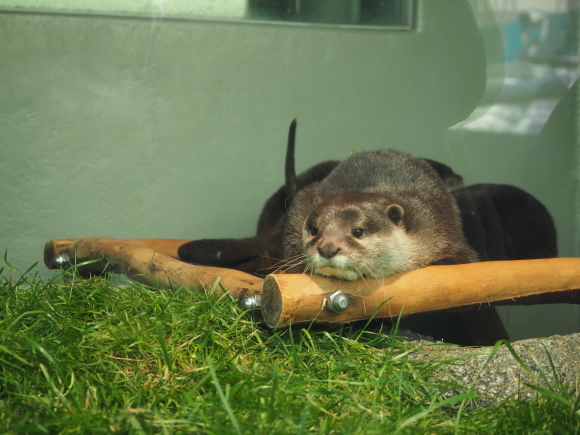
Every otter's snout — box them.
[317,243,341,259]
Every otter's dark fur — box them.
[283,149,479,280]
[452,183,557,261]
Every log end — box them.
[44,240,57,269]
[262,275,284,328]
[44,239,79,269]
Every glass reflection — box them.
[462,0,578,135]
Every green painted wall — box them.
[0,1,578,339]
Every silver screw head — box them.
[327,290,349,314]
[54,253,70,267]
[239,294,261,311]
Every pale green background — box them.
[1,1,578,340]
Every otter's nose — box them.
[318,243,341,259]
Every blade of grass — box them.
[207,357,243,435]
[156,320,173,372]
[396,391,477,432]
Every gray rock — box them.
[399,332,580,405]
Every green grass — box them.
[0,259,579,434]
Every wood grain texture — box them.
[45,237,262,298]
[44,238,192,268]
[262,258,580,328]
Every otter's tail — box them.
[284,119,297,197]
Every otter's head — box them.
[301,190,417,281]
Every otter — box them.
[178,120,470,275]
[282,149,479,280]
[177,120,559,346]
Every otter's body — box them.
[283,149,479,280]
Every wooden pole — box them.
[45,238,580,327]
[44,238,191,268]
[44,237,263,298]
[261,258,580,328]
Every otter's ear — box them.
[385,204,404,225]
[313,196,323,205]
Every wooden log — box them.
[47,237,263,298]
[44,238,191,268]
[261,258,580,328]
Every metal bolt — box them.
[54,253,70,268]
[326,290,349,314]
[239,294,261,311]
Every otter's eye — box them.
[308,222,318,237]
[352,227,365,239]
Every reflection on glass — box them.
[246,0,412,28]
[462,0,579,135]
